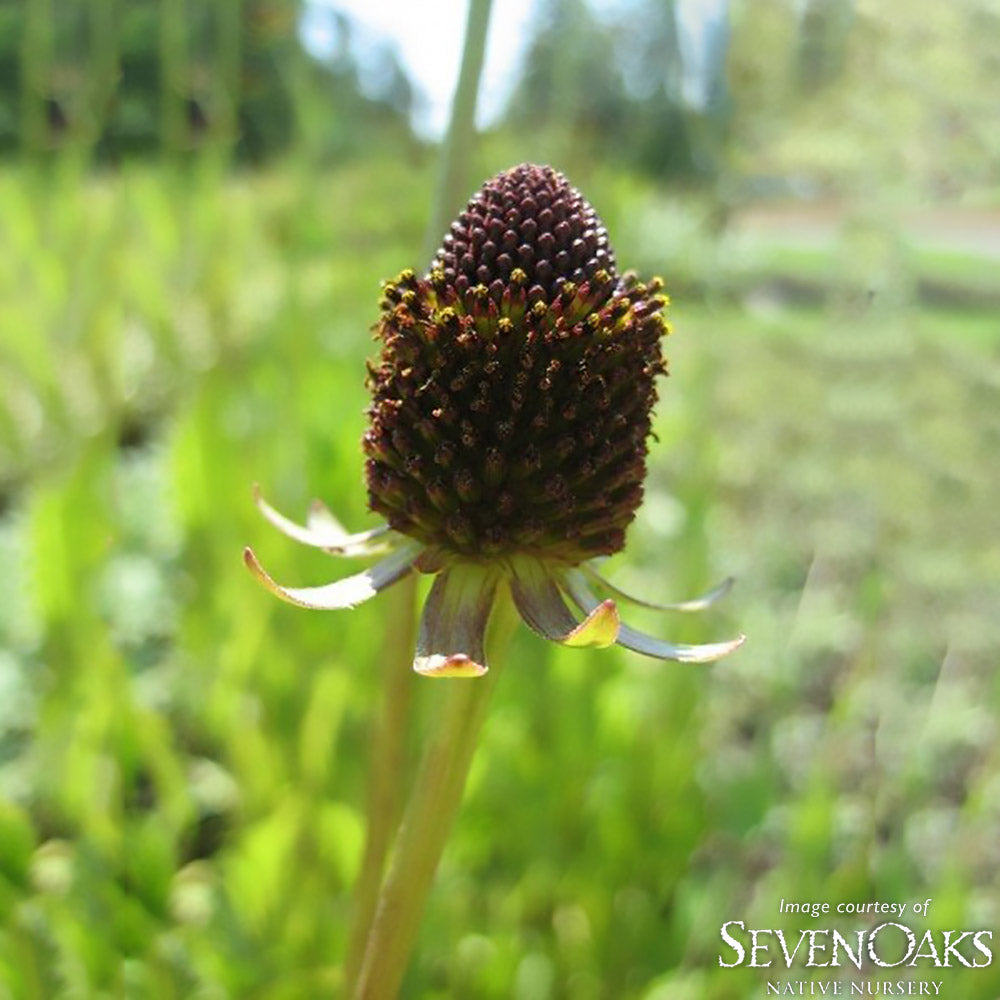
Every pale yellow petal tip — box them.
[243,545,269,584]
[563,598,620,649]
[308,498,331,518]
[243,545,288,602]
[414,654,489,678]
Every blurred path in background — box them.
[733,204,1000,257]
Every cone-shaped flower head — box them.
[364,164,663,565]
[245,165,744,675]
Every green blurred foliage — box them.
[1,1,999,997]
[1,157,998,996]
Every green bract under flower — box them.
[245,164,744,676]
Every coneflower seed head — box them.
[363,164,670,567]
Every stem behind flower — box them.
[343,574,418,991]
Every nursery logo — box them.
[717,897,993,996]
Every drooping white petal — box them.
[414,564,499,677]
[583,563,734,612]
[563,569,745,663]
[614,624,746,663]
[243,542,420,610]
[253,484,392,556]
[510,558,619,648]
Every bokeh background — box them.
[1,1,999,997]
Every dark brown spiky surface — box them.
[363,164,670,565]
[432,164,616,304]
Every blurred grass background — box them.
[1,1,999,997]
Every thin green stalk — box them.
[159,0,187,153]
[21,0,51,153]
[352,591,515,1000]
[343,574,418,991]
[423,0,495,262]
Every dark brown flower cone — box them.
[364,164,670,566]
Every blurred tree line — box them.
[0,0,731,177]
[1,0,998,196]
[0,0,416,163]
[727,0,1000,198]
[506,0,729,179]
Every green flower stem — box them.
[343,574,418,992]
[352,590,515,1000]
